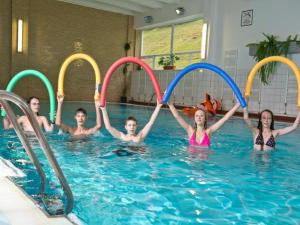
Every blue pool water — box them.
[1,102,300,224]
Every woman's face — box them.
[261,111,272,129]
[29,98,40,113]
[194,110,206,126]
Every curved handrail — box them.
[100,57,162,106]
[0,99,46,194]
[58,53,101,100]
[0,91,73,214]
[163,63,247,107]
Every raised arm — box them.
[243,106,258,134]
[168,103,191,132]
[87,100,102,134]
[3,115,24,129]
[41,116,54,132]
[1,105,13,129]
[3,116,13,129]
[274,108,300,136]
[100,105,123,139]
[139,101,162,139]
[208,102,240,134]
[55,94,72,133]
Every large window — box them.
[141,19,206,69]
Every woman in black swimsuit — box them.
[243,108,300,151]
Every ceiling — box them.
[57,0,181,16]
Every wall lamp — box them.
[17,19,23,53]
[175,7,185,15]
[201,23,208,59]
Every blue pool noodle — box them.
[163,63,247,108]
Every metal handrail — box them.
[0,90,73,214]
[0,99,46,194]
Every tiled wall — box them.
[128,66,299,116]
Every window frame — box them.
[140,19,205,70]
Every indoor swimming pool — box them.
[1,102,300,224]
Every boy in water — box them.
[2,96,54,132]
[55,93,101,136]
[100,101,162,143]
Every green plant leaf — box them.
[158,53,180,66]
[250,33,300,84]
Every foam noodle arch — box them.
[163,63,247,107]
[58,53,101,100]
[245,56,300,107]
[100,57,162,106]
[1,69,56,122]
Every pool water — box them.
[1,102,300,224]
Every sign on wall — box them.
[241,9,253,27]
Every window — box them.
[141,19,206,69]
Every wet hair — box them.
[27,96,40,104]
[125,116,137,125]
[257,109,274,131]
[75,108,87,116]
[194,108,208,129]
[27,96,40,115]
[257,109,274,150]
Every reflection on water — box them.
[251,149,273,172]
[114,143,148,157]
[187,145,214,160]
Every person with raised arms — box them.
[2,96,54,132]
[168,100,240,147]
[100,100,162,143]
[55,91,101,136]
[243,107,300,151]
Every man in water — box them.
[55,92,101,136]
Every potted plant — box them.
[247,33,300,84]
[158,53,180,70]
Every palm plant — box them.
[247,33,300,84]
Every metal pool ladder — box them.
[0,90,73,214]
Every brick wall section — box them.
[0,0,12,89]
[3,0,134,102]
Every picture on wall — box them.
[241,9,253,27]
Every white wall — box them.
[135,0,220,62]
[220,0,300,68]
[134,0,205,29]
[135,0,300,67]
[133,0,300,115]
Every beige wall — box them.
[2,0,135,101]
[0,0,12,89]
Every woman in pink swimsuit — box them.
[168,102,240,147]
